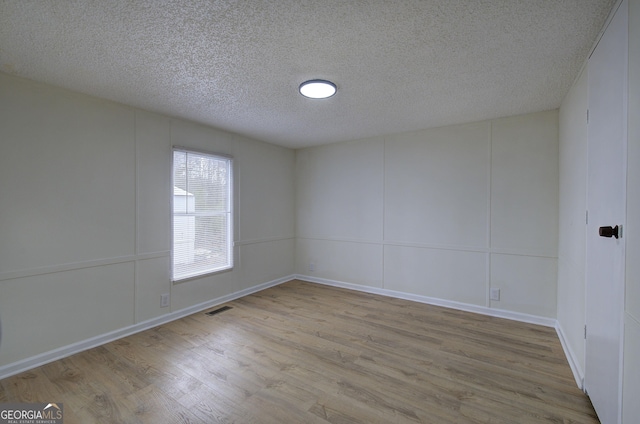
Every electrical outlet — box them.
[160,293,170,308]
[309,262,315,272]
[490,288,500,301]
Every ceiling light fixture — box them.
[299,79,337,99]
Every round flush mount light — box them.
[299,79,337,99]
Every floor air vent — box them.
[205,306,232,316]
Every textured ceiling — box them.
[0,0,616,148]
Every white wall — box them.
[295,137,384,287]
[623,0,640,420]
[0,73,295,370]
[296,110,559,319]
[557,66,588,382]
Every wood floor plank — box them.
[0,280,598,423]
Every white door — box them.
[585,1,627,423]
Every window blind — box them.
[172,149,233,280]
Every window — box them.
[172,148,233,281]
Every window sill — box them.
[172,266,234,284]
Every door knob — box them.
[599,225,619,239]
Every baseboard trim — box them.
[0,274,294,380]
[295,274,557,328]
[555,321,585,390]
[3,274,580,391]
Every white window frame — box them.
[172,147,233,282]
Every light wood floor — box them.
[0,280,598,423]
